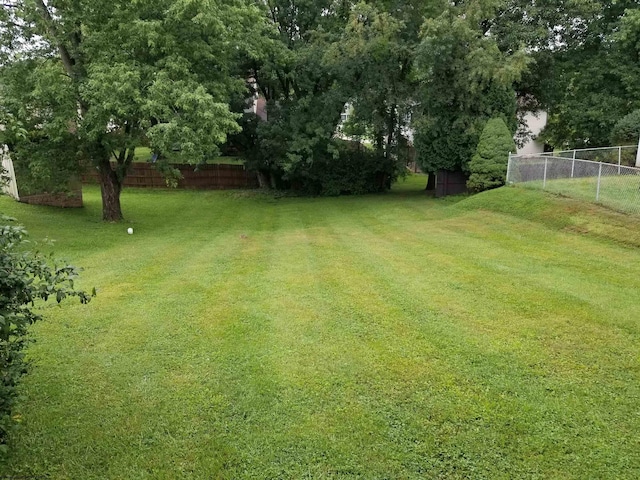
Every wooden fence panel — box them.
[436,169,469,197]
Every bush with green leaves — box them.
[610,109,640,145]
[0,215,92,453]
[238,106,398,195]
[467,117,517,193]
[299,140,397,196]
[9,134,82,197]
[0,165,7,191]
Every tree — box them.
[467,117,516,192]
[0,58,82,197]
[610,110,640,146]
[0,0,259,221]
[505,0,640,149]
[615,8,640,112]
[327,1,437,162]
[243,0,434,193]
[412,0,529,188]
[241,0,351,189]
[0,215,92,450]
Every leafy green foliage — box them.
[243,112,398,194]
[616,9,640,103]
[245,1,424,192]
[0,0,259,220]
[537,52,631,148]
[0,163,7,191]
[610,110,640,145]
[521,0,640,148]
[467,118,516,192]
[240,0,349,188]
[291,140,397,196]
[413,1,528,175]
[0,215,92,452]
[0,59,81,196]
[325,2,420,158]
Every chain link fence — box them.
[539,145,638,168]
[507,153,640,215]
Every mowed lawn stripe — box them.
[331,205,639,476]
[1,181,639,478]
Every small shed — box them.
[435,169,469,197]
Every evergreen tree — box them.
[467,117,516,193]
[412,1,529,188]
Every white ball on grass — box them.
[127,228,133,235]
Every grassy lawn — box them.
[130,146,243,165]
[1,176,640,478]
[519,174,640,215]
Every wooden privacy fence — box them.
[436,169,469,197]
[83,162,259,190]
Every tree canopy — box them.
[412,0,529,179]
[515,0,640,148]
[2,0,638,209]
[1,0,260,220]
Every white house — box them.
[517,111,548,155]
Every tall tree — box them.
[327,1,438,162]
[245,0,439,191]
[412,0,530,186]
[613,8,640,114]
[0,0,258,220]
[503,0,639,148]
[240,0,351,188]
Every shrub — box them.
[8,130,82,197]
[296,140,397,196]
[467,117,517,193]
[610,109,640,145]
[241,112,398,195]
[0,215,92,453]
[0,164,7,190]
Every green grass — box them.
[1,176,640,478]
[518,174,640,215]
[130,147,243,165]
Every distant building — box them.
[517,111,548,155]
[244,78,268,121]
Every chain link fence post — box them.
[618,146,622,174]
[509,150,640,215]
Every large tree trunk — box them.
[425,173,436,191]
[385,103,397,160]
[98,158,123,222]
[256,170,271,189]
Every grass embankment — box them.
[520,175,640,215]
[1,177,639,478]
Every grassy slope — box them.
[516,176,640,216]
[0,177,639,479]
